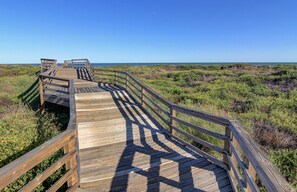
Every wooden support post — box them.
[39,77,45,113]
[68,81,70,93]
[170,108,176,135]
[231,137,239,184]
[246,159,257,192]
[223,126,231,168]
[40,64,44,73]
[63,138,78,188]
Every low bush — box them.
[269,149,297,190]
[0,65,66,191]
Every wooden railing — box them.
[63,59,94,80]
[93,68,294,192]
[0,66,79,191]
[63,60,73,68]
[41,58,57,73]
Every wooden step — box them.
[75,91,130,100]
[79,137,200,174]
[77,105,148,123]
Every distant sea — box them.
[90,62,297,67]
[2,62,297,67]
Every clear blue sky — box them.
[0,0,297,63]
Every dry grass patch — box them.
[253,121,297,149]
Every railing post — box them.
[141,87,145,107]
[170,107,176,135]
[39,76,45,113]
[223,126,231,168]
[115,72,118,85]
[63,137,78,188]
[125,74,129,90]
[245,159,257,192]
[223,126,237,183]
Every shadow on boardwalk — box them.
[97,84,230,191]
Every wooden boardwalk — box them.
[52,67,232,191]
[1,59,293,192]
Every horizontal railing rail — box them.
[93,68,294,192]
[0,129,78,191]
[0,64,79,191]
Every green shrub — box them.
[0,65,65,191]
[0,105,38,164]
[269,149,297,190]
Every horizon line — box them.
[1,61,297,65]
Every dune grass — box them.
[0,65,68,191]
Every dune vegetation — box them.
[0,65,68,191]
[0,64,296,190]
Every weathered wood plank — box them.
[230,142,259,192]
[227,155,247,192]
[42,81,69,88]
[47,166,78,192]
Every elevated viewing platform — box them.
[0,59,293,192]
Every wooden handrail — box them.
[0,129,77,191]
[93,68,294,192]
[228,120,294,192]
[40,58,57,73]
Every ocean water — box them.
[90,62,297,67]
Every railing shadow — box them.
[18,75,70,129]
[18,78,40,111]
[76,68,92,81]
[98,85,231,191]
